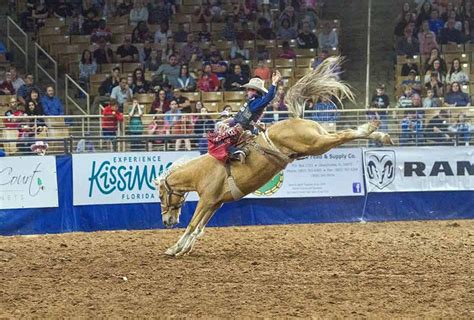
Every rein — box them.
[161,177,187,214]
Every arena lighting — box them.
[413,55,419,59]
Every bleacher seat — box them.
[201,92,223,102]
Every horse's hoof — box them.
[382,134,395,145]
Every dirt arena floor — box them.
[1,220,472,319]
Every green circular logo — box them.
[253,172,284,196]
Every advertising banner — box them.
[73,152,201,205]
[0,156,58,209]
[248,148,365,198]
[364,147,474,193]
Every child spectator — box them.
[102,99,124,137]
[423,89,442,108]
[397,85,414,108]
[194,104,215,154]
[128,98,145,151]
[401,70,422,93]
[197,64,220,92]
[400,111,424,146]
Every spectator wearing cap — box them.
[401,70,422,93]
[110,77,133,111]
[253,59,271,81]
[116,36,139,62]
[318,22,339,49]
[225,65,249,91]
[197,64,220,92]
[297,22,319,49]
[156,54,180,85]
[277,18,298,40]
[101,99,124,151]
[93,39,114,64]
[130,0,149,26]
[41,86,64,116]
[444,82,470,107]
[179,34,203,64]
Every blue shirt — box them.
[310,101,339,122]
[444,91,470,106]
[41,95,64,115]
[429,19,444,35]
[248,85,276,114]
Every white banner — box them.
[248,148,365,198]
[0,156,58,209]
[364,147,474,193]
[73,152,201,205]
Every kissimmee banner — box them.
[72,152,200,205]
[364,147,474,193]
[248,148,365,198]
[0,156,59,209]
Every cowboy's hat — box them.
[30,141,49,151]
[241,78,268,94]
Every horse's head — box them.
[156,177,186,228]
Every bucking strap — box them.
[225,163,244,200]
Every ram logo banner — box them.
[73,152,201,205]
[0,156,58,209]
[364,150,395,190]
[363,147,474,193]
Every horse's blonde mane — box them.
[154,156,194,186]
[284,56,355,118]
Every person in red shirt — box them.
[0,71,16,95]
[253,59,271,81]
[197,63,220,92]
[4,97,24,129]
[102,99,124,138]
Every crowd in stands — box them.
[388,0,473,146]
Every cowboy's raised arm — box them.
[249,71,281,112]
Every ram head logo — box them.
[365,150,396,189]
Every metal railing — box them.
[34,42,58,94]
[0,107,472,156]
[6,16,28,70]
[65,74,91,116]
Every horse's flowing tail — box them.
[284,56,355,118]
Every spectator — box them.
[429,9,444,35]
[144,50,161,71]
[439,18,464,44]
[91,19,112,43]
[164,99,182,131]
[415,1,431,27]
[179,34,203,64]
[253,59,271,81]
[68,13,82,35]
[298,2,318,30]
[312,49,329,69]
[452,113,471,146]
[194,104,215,154]
[101,0,117,18]
[147,114,167,150]
[256,17,275,40]
[41,86,64,116]
[208,52,228,84]
[446,58,469,84]
[411,93,423,108]
[101,99,124,149]
[424,58,446,84]
[309,95,339,122]
[318,22,338,49]
[279,41,296,59]
[420,32,440,55]
[79,49,98,90]
[161,36,178,63]
[148,0,174,25]
[425,72,445,97]
[198,23,212,43]
[172,89,192,112]
[394,12,413,38]
[130,0,149,26]
[139,40,153,63]
[230,39,250,61]
[401,70,422,93]
[171,110,194,151]
[110,77,133,111]
[197,64,220,92]
[423,88,442,108]
[238,21,255,41]
[151,89,170,114]
[397,85,414,108]
[4,97,25,130]
[154,22,172,44]
[98,67,121,97]
[297,22,319,49]
[279,6,297,27]
[17,74,42,106]
[132,21,151,43]
[396,27,420,56]
[277,18,298,40]
[418,20,438,54]
[225,65,249,91]
[370,84,390,131]
[171,64,196,92]
[0,71,15,95]
[93,39,114,64]
[401,58,419,76]
[255,44,270,60]
[156,54,180,85]
[423,47,447,73]
[117,0,133,17]
[10,67,25,93]
[173,23,188,43]
[222,15,237,41]
[444,82,470,106]
[24,100,45,129]
[425,109,452,145]
[400,110,424,146]
[193,5,212,23]
[76,133,96,153]
[82,10,100,35]
[269,84,289,121]
[128,97,145,151]
[116,36,139,62]
[31,0,49,32]
[131,68,150,94]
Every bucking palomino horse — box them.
[156,57,393,257]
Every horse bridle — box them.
[160,177,187,214]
